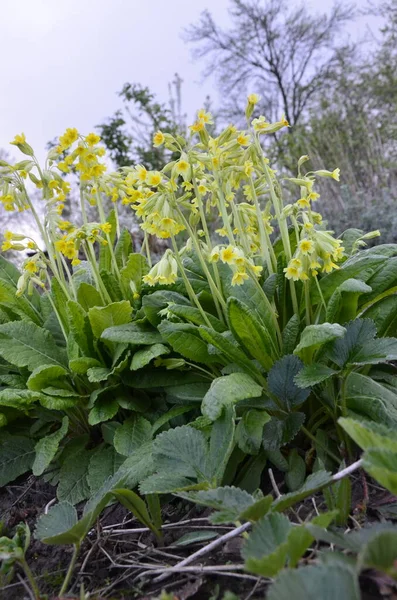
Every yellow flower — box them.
[220,245,237,264]
[4,231,13,241]
[136,165,147,182]
[232,270,249,286]
[153,131,165,146]
[190,120,204,133]
[210,246,220,262]
[332,168,340,181]
[197,109,213,124]
[299,239,314,255]
[237,133,250,146]
[71,258,81,266]
[58,161,70,174]
[86,133,101,146]
[100,222,112,234]
[24,261,38,274]
[247,94,260,105]
[1,241,12,251]
[146,171,162,187]
[297,197,310,209]
[308,192,320,201]
[244,161,254,177]
[10,133,26,145]
[284,266,300,281]
[252,116,270,131]
[59,128,79,149]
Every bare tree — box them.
[185,0,356,126]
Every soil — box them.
[1,470,397,600]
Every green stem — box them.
[170,235,213,328]
[84,242,111,303]
[301,425,340,464]
[20,558,41,600]
[58,543,80,597]
[45,276,68,342]
[248,176,273,275]
[95,191,122,283]
[214,171,235,245]
[255,137,299,316]
[174,206,227,313]
[304,280,311,326]
[143,232,152,268]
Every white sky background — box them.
[0,0,383,166]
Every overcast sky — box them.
[0,0,381,164]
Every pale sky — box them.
[0,0,381,164]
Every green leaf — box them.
[173,531,218,546]
[77,282,103,310]
[267,564,360,600]
[282,314,300,356]
[221,269,278,347]
[147,426,209,484]
[199,326,263,381]
[69,357,102,374]
[294,323,346,356]
[268,355,309,409]
[33,416,69,476]
[242,513,291,576]
[364,257,397,303]
[114,415,152,457]
[88,300,132,340]
[227,297,276,370]
[208,405,235,484]
[101,322,162,345]
[362,295,397,337]
[112,488,161,537]
[295,364,338,388]
[158,320,217,364]
[179,486,256,524]
[312,253,389,304]
[325,318,378,368]
[67,300,94,357]
[167,382,210,403]
[334,475,351,526]
[326,278,372,324]
[114,228,133,268]
[88,395,119,426]
[0,435,35,486]
[0,321,67,371]
[167,303,226,332]
[262,413,306,451]
[151,405,196,434]
[27,364,69,391]
[0,388,41,410]
[272,470,332,512]
[236,410,271,455]
[131,343,170,370]
[362,448,397,495]
[87,445,125,494]
[285,449,306,491]
[57,450,91,504]
[142,290,190,327]
[201,373,263,421]
[139,473,203,494]
[358,530,397,576]
[120,253,148,296]
[344,372,397,427]
[35,502,81,545]
[338,417,397,452]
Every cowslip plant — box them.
[1,100,397,499]
[1,97,397,595]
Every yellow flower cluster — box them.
[55,129,106,182]
[284,230,344,281]
[209,244,263,286]
[143,249,178,286]
[54,222,111,265]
